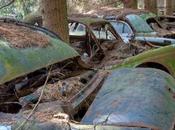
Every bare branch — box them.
[0,0,15,10]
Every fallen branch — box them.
[15,67,52,130]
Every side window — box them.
[112,21,132,34]
[114,22,124,34]
[69,22,77,32]
[111,21,132,34]
[69,22,86,36]
[123,23,132,34]
[76,24,85,32]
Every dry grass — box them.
[35,76,85,102]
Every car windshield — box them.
[126,14,154,33]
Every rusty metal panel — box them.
[82,68,175,130]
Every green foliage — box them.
[0,0,39,19]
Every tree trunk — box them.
[173,0,175,15]
[144,0,157,14]
[166,0,172,15]
[123,0,138,9]
[40,0,69,43]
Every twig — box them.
[0,0,15,10]
[15,67,52,130]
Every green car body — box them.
[111,45,175,77]
[0,18,79,85]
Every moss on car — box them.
[111,45,175,77]
[0,18,79,84]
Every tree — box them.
[0,0,38,19]
[123,0,138,9]
[40,0,69,42]
[166,0,174,15]
[144,0,157,14]
[173,0,175,15]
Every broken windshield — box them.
[126,14,155,33]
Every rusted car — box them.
[9,68,175,130]
[82,68,175,130]
[3,44,175,129]
[0,18,111,126]
[69,17,124,64]
[1,16,175,130]
[85,8,175,46]
[135,11,175,36]
[116,9,174,37]
[0,17,147,115]
[68,16,152,68]
[0,18,93,114]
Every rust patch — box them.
[0,22,50,48]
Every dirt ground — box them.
[0,22,50,48]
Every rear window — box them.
[126,14,154,33]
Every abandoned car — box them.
[4,68,175,130]
[106,13,175,46]
[132,10,175,37]
[0,17,149,115]
[69,17,123,65]
[157,15,175,32]
[68,16,153,68]
[0,17,95,114]
[1,16,175,130]
[84,8,175,46]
